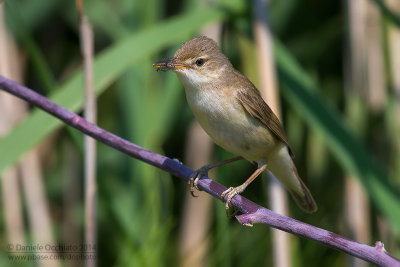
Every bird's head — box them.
[152,36,232,86]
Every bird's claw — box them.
[189,177,200,197]
[188,167,209,197]
[221,187,240,218]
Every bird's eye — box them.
[195,58,204,66]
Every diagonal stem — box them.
[0,75,399,267]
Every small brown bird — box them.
[153,36,317,214]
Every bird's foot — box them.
[188,166,210,197]
[221,186,245,218]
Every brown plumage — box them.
[153,36,317,214]
[235,81,295,159]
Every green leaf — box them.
[0,7,227,173]
[6,0,57,93]
[275,40,400,234]
[371,0,400,28]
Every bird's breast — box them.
[178,75,278,162]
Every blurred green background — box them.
[0,0,399,266]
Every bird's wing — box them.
[236,86,295,158]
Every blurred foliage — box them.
[372,0,400,27]
[1,0,400,266]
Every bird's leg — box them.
[221,163,267,217]
[189,156,243,197]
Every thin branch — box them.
[178,24,221,267]
[252,0,290,266]
[1,7,60,266]
[0,75,399,267]
[76,1,97,266]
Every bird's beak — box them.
[152,58,190,71]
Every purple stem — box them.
[0,75,399,267]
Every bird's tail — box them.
[288,168,318,213]
[268,147,317,213]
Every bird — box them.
[152,36,317,215]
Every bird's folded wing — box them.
[236,86,295,159]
